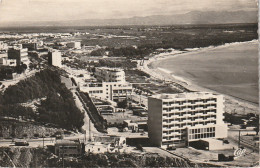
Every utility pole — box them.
[89,118,91,142]
[238,130,241,148]
[42,136,45,147]
[62,145,64,168]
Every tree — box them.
[23,133,28,139]
[136,144,143,152]
[34,133,39,138]
[117,99,127,109]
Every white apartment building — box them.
[7,48,29,65]
[66,41,81,49]
[48,50,62,67]
[148,92,228,149]
[81,82,132,102]
[95,67,126,83]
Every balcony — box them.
[163,116,173,120]
[207,117,216,121]
[170,137,179,141]
[162,127,172,131]
[207,112,216,115]
[207,100,216,103]
[183,113,191,117]
[195,101,203,105]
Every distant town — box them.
[0,25,259,167]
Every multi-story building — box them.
[95,67,126,83]
[0,53,17,66]
[148,92,228,149]
[81,67,132,102]
[22,43,37,51]
[81,82,132,102]
[7,48,29,65]
[48,50,62,67]
[66,41,81,49]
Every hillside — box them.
[0,68,84,133]
[0,10,257,27]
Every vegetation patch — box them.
[0,68,84,131]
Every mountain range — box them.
[0,10,257,27]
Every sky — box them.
[0,0,258,22]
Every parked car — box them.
[167,146,176,150]
[14,140,29,146]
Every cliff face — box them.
[0,147,52,168]
[0,121,63,138]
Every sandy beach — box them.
[141,40,258,115]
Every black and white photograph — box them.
[0,0,259,167]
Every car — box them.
[223,140,229,144]
[166,146,176,150]
[14,140,29,146]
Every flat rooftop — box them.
[55,140,79,145]
[96,67,124,72]
[151,92,220,100]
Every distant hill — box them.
[0,10,257,27]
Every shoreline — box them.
[141,40,258,115]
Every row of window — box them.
[113,89,132,93]
[163,104,217,112]
[163,109,217,117]
[163,115,216,122]
[189,132,215,139]
[163,112,216,118]
[162,120,216,128]
[59,146,78,150]
[162,98,217,105]
[189,127,215,134]
[162,140,186,145]
[89,90,103,94]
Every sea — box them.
[150,40,259,104]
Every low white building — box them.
[85,136,126,153]
[0,53,17,66]
[81,82,132,102]
[0,41,8,51]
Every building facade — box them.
[0,41,8,51]
[7,48,29,65]
[0,53,17,66]
[22,43,37,51]
[48,50,62,67]
[148,92,228,149]
[81,82,132,102]
[66,41,81,49]
[54,140,83,157]
[95,67,126,83]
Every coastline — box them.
[141,40,258,115]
